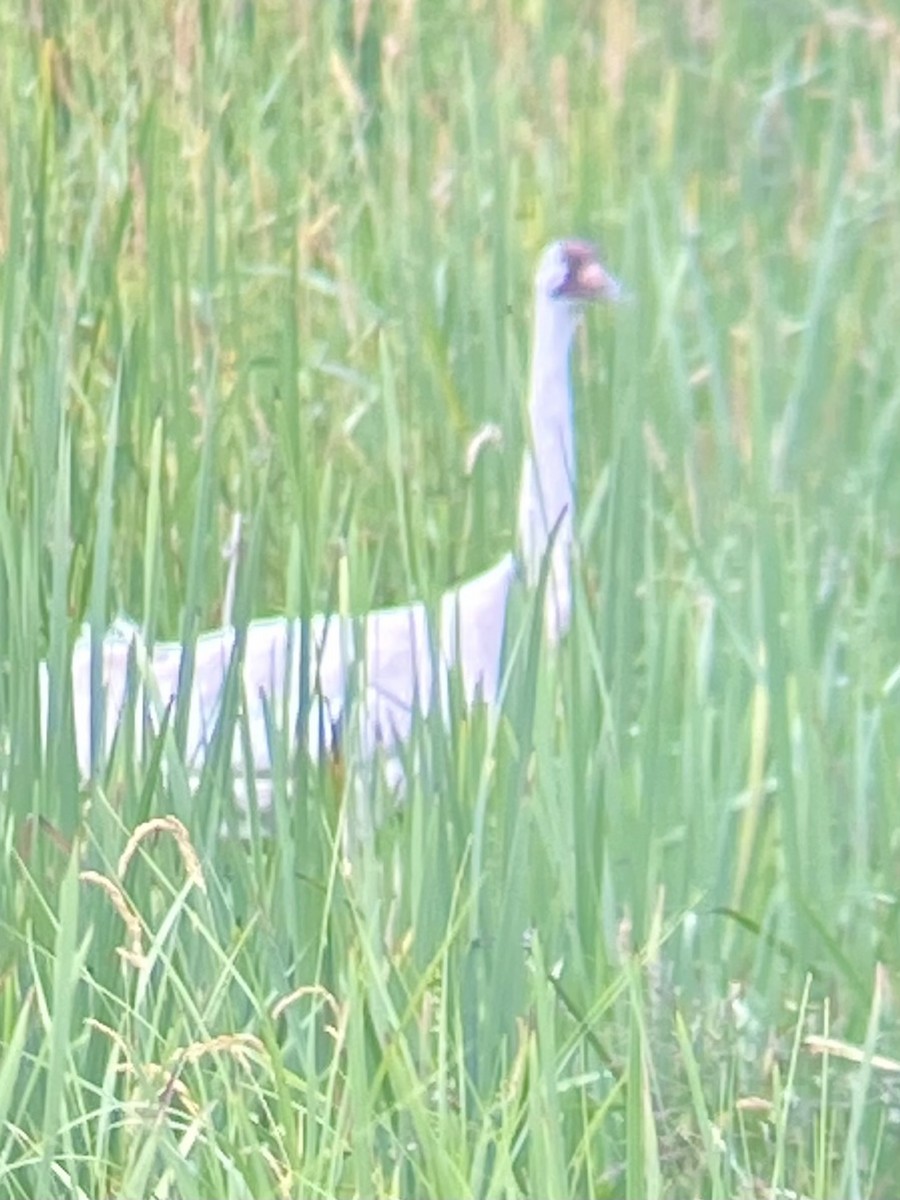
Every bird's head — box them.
[535,238,622,306]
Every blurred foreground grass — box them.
[1,0,899,1196]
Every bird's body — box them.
[42,239,620,801]
[58,551,518,805]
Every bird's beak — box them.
[574,258,624,303]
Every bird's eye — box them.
[548,258,571,298]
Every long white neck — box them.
[516,290,580,643]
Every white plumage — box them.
[45,239,621,802]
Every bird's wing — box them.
[440,552,516,708]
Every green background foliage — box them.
[1,0,898,1195]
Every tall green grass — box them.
[1,0,899,1195]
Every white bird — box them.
[44,239,621,804]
